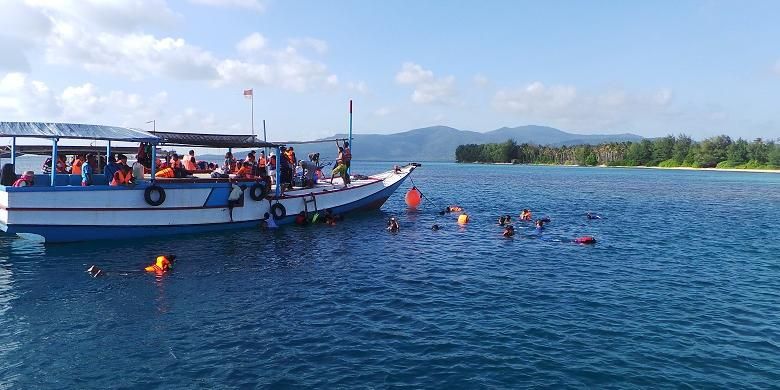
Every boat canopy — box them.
[153,131,277,148]
[0,145,144,158]
[0,122,158,143]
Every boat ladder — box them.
[303,193,317,215]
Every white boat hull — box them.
[0,165,416,243]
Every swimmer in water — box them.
[387,217,400,232]
[431,224,440,231]
[86,265,104,278]
[498,215,507,226]
[503,225,515,237]
[586,212,602,220]
[535,219,545,230]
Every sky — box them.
[0,0,779,142]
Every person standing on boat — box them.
[267,154,276,185]
[71,154,84,175]
[337,140,352,171]
[223,151,236,173]
[81,154,95,186]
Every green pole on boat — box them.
[51,138,58,187]
[348,99,352,174]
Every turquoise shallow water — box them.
[1,163,779,388]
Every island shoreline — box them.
[463,161,780,173]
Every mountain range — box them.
[298,125,641,162]
[202,125,642,162]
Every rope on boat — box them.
[408,176,443,210]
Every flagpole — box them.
[251,92,255,138]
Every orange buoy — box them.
[405,187,422,208]
[457,214,469,224]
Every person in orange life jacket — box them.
[337,140,352,169]
[81,154,96,186]
[235,161,254,179]
[104,154,124,183]
[267,155,277,184]
[110,160,134,186]
[145,255,176,273]
[71,154,84,175]
[13,170,35,187]
[184,154,198,171]
[295,211,308,225]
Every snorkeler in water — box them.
[586,212,602,220]
[387,217,400,232]
[503,225,515,237]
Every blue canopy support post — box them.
[274,146,281,198]
[106,140,112,163]
[150,144,157,184]
[10,137,16,169]
[51,138,58,187]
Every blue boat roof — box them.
[0,122,159,143]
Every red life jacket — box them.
[13,178,32,187]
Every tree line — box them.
[455,135,780,169]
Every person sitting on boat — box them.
[42,157,52,175]
[520,209,533,221]
[387,217,400,232]
[298,160,318,188]
[56,154,67,173]
[132,155,145,181]
[184,155,198,172]
[104,154,128,185]
[145,255,176,274]
[110,164,134,186]
[235,161,254,179]
[13,170,35,187]
[81,154,96,186]
[503,225,515,237]
[1,164,15,186]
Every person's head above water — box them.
[431,224,440,231]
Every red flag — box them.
[243,89,253,97]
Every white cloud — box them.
[493,81,674,130]
[27,0,179,33]
[236,33,267,53]
[289,37,328,54]
[189,0,265,12]
[373,106,392,117]
[346,81,368,94]
[473,73,490,88]
[395,62,457,105]
[0,72,58,118]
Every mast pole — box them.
[348,99,353,174]
[251,92,255,138]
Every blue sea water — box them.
[1,162,779,388]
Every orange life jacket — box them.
[110,169,132,186]
[155,167,175,178]
[145,256,172,273]
[258,156,267,168]
[72,159,83,175]
[235,166,252,178]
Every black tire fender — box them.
[249,182,268,201]
[144,185,166,206]
[270,203,286,220]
